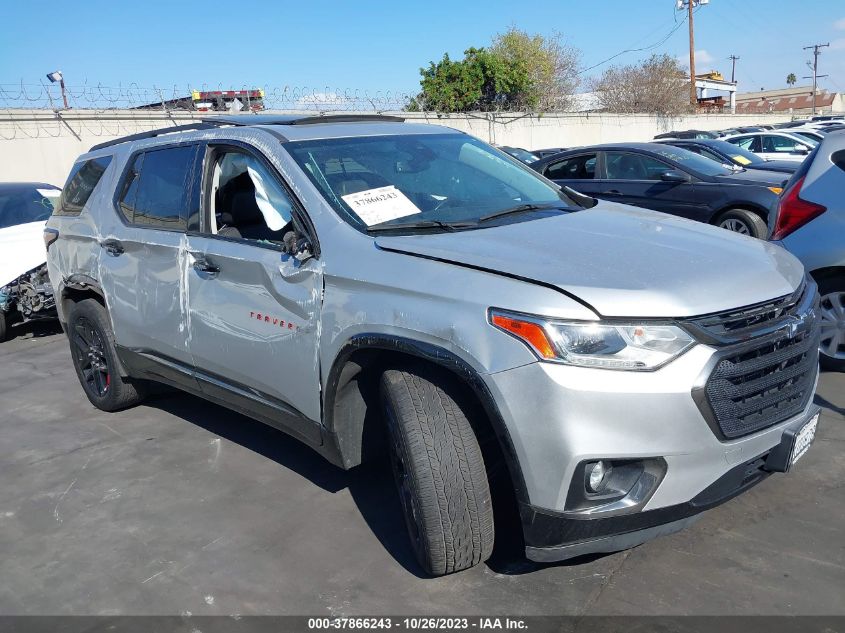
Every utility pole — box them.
[803,42,829,115]
[728,55,739,83]
[677,0,710,109]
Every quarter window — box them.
[605,152,671,180]
[118,145,198,230]
[55,156,112,216]
[544,154,597,180]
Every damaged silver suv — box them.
[46,115,821,576]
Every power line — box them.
[578,9,694,75]
[728,55,739,83]
[803,42,829,115]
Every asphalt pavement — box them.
[1,321,843,615]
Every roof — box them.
[735,89,837,114]
[0,182,59,191]
[88,114,456,152]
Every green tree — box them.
[590,54,692,115]
[408,47,533,112]
[490,27,580,111]
[408,29,580,113]
[786,73,797,87]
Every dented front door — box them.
[183,235,323,430]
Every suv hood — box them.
[0,221,48,288]
[375,205,803,318]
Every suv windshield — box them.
[285,133,577,231]
[0,184,60,230]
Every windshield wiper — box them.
[366,219,476,233]
[477,203,569,223]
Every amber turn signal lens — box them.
[491,313,556,359]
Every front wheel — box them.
[818,276,845,372]
[380,368,494,576]
[716,209,768,239]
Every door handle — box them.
[99,238,124,256]
[190,253,220,276]
[602,190,623,196]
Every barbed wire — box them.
[0,82,423,112]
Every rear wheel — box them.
[66,298,147,411]
[716,209,767,238]
[380,367,494,576]
[818,276,845,372]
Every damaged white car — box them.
[0,182,61,341]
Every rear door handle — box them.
[190,253,220,277]
[99,239,124,256]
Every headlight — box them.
[489,309,695,371]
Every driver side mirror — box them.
[660,170,690,183]
[795,146,810,155]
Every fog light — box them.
[587,460,611,492]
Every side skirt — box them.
[114,346,342,464]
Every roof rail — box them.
[201,114,405,127]
[89,122,222,152]
[88,114,407,152]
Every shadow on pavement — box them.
[7,319,63,340]
[815,393,845,418]
[144,392,428,578]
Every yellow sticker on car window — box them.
[732,155,752,165]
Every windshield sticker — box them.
[341,186,421,226]
[732,155,752,165]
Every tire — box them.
[0,310,7,342]
[380,368,494,576]
[716,209,768,239]
[66,298,147,411]
[818,276,845,372]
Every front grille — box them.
[690,280,821,440]
[691,282,807,343]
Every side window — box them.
[55,156,112,216]
[729,136,755,151]
[544,154,597,180]
[118,145,198,230]
[605,152,671,180]
[765,135,804,153]
[207,149,295,243]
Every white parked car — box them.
[0,182,61,341]
[724,131,816,162]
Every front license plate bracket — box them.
[763,408,820,473]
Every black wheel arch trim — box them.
[323,333,531,505]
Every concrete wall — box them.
[0,109,792,185]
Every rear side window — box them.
[55,156,112,216]
[545,154,597,180]
[832,149,845,173]
[118,145,198,230]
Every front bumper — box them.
[484,343,820,562]
[522,405,818,562]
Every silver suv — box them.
[46,115,822,576]
[769,131,845,371]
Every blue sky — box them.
[1,0,843,100]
